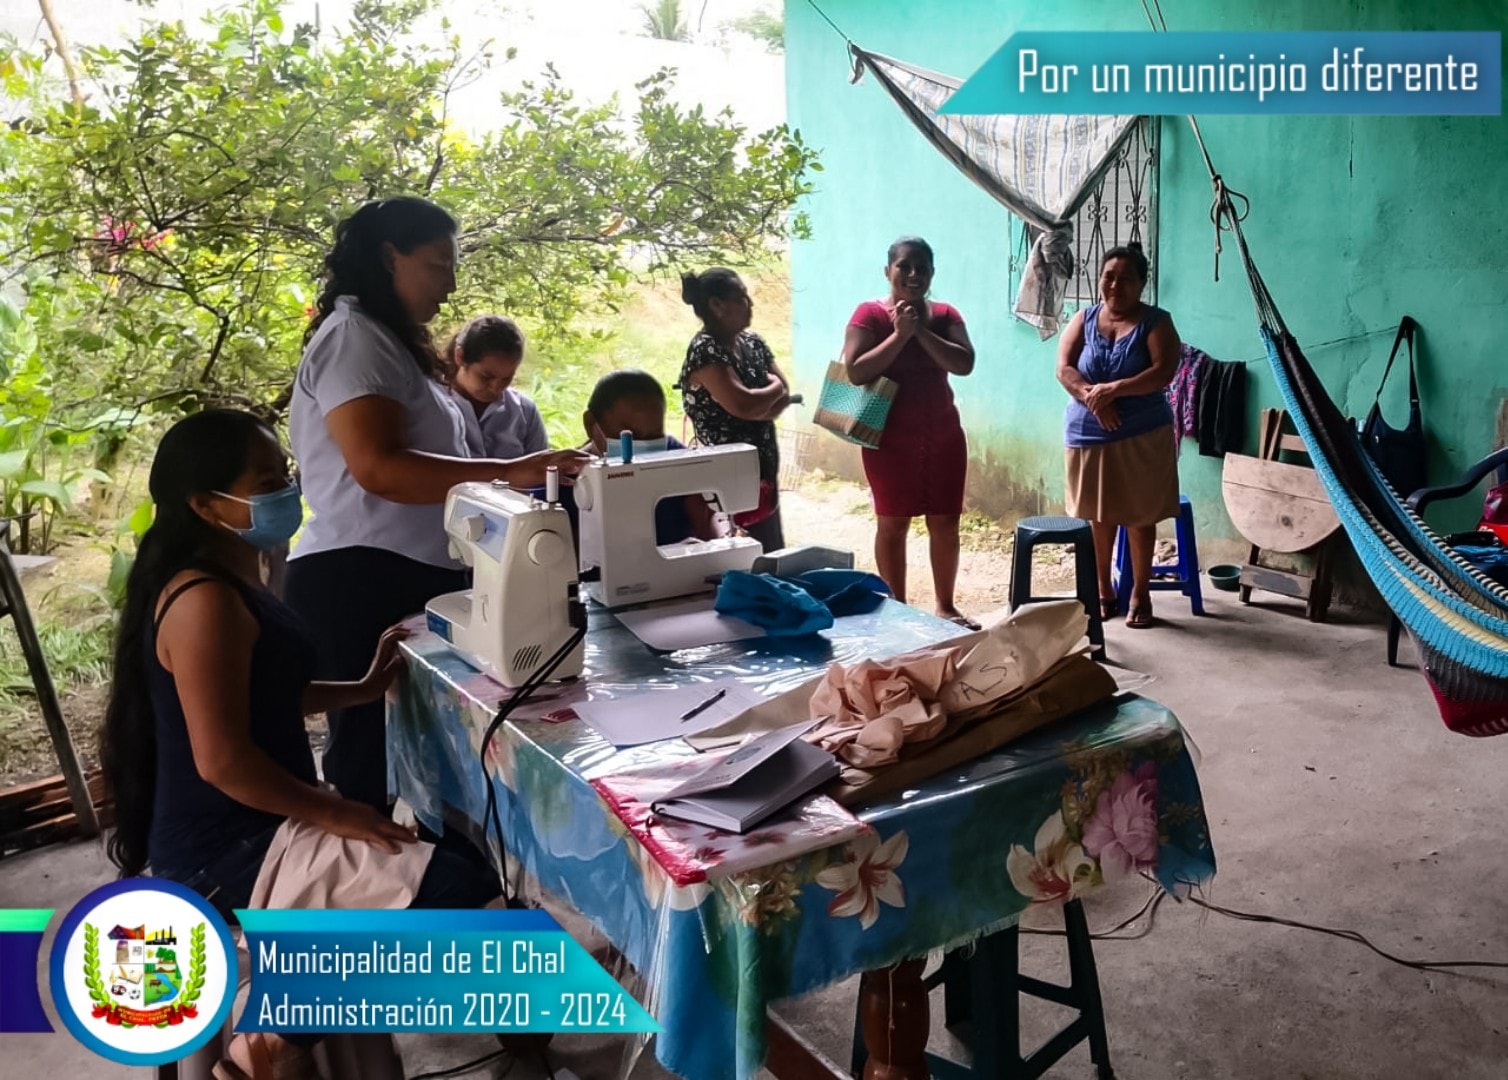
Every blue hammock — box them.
[1217,185,1508,736]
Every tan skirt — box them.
[1065,426,1180,527]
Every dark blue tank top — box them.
[145,573,318,879]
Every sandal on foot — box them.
[1126,604,1155,629]
[1099,597,1121,620]
[944,613,982,630]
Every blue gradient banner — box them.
[940,32,1501,115]
[235,908,658,1035]
[0,909,53,1033]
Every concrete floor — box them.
[3,588,1506,1078]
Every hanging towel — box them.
[1166,344,1210,442]
[714,570,835,636]
[1196,358,1248,457]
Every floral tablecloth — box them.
[387,601,1216,1080]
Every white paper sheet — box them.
[572,678,770,747]
[614,595,767,651]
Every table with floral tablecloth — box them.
[387,600,1216,1080]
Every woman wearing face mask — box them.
[101,410,500,1080]
[285,198,589,812]
[677,268,792,552]
[439,314,548,459]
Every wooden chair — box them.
[1222,409,1343,622]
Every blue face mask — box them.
[213,481,303,550]
[631,437,670,456]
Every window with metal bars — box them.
[1008,117,1160,316]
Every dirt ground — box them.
[781,469,1080,619]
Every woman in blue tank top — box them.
[101,410,499,1079]
[1057,243,1182,628]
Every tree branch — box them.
[36,0,85,109]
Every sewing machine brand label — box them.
[425,610,454,642]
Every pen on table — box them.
[679,687,728,722]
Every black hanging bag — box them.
[1360,315,1428,498]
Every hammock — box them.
[849,41,1508,734]
[1212,183,1508,737]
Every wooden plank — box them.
[1240,565,1314,601]
[1222,454,1342,553]
[1,802,115,856]
[0,770,106,823]
[0,769,113,855]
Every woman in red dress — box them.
[842,237,978,627]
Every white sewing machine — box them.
[425,481,584,686]
[575,442,763,608]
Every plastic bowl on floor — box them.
[1207,564,1242,592]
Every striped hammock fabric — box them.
[849,45,1139,338]
[1221,189,1508,736]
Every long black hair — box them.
[305,196,458,376]
[101,409,272,878]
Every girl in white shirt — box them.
[285,197,588,813]
[440,314,549,459]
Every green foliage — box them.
[105,497,156,612]
[639,0,691,42]
[0,619,114,700]
[729,8,784,53]
[0,294,113,554]
[0,0,818,427]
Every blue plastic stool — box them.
[1010,515,1105,660]
[1112,495,1204,615]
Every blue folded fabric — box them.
[715,571,834,636]
[1456,544,1508,587]
[784,569,892,617]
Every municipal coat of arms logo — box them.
[50,879,236,1066]
[86,919,206,1027]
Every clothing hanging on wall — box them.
[1195,358,1248,457]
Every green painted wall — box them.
[786,0,1508,551]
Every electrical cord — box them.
[1027,877,1508,975]
[1021,888,1167,942]
[1181,891,1508,973]
[409,1049,515,1080]
[478,621,587,903]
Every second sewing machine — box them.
[426,440,765,686]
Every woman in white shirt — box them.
[440,314,549,458]
[285,197,587,812]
